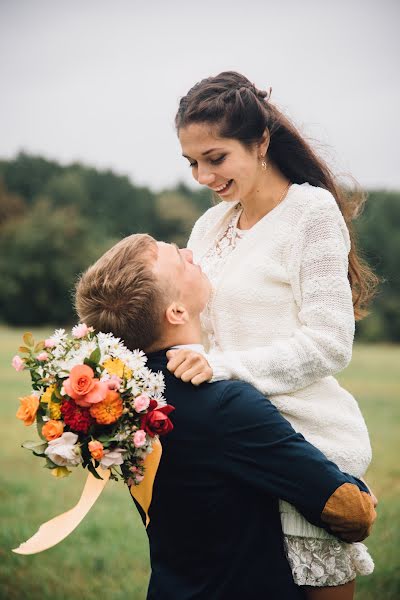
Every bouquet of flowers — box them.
[13,324,174,485]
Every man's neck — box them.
[146,320,203,353]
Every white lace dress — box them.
[200,204,374,587]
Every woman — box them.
[167,71,377,600]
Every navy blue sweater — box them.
[132,350,368,600]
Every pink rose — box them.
[133,429,147,448]
[72,323,91,339]
[37,352,49,361]
[44,338,56,348]
[12,355,25,372]
[127,473,144,486]
[106,375,122,391]
[133,394,150,413]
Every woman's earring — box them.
[260,157,267,170]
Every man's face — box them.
[153,242,211,316]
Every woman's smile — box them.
[211,179,233,195]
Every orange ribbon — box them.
[129,438,162,527]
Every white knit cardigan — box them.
[188,183,371,479]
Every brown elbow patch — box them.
[321,483,376,542]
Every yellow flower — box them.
[41,385,61,418]
[51,467,71,478]
[41,385,56,404]
[102,358,132,379]
[49,401,62,420]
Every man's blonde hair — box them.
[75,234,166,351]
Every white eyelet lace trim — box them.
[284,535,374,587]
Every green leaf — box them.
[89,347,101,365]
[51,391,61,404]
[83,358,97,371]
[23,332,34,347]
[22,440,48,454]
[87,461,104,480]
[36,410,47,441]
[44,457,58,469]
[31,371,41,384]
[96,434,114,443]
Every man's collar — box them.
[170,343,206,354]
[146,343,206,362]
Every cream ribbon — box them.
[12,438,162,555]
[12,467,110,555]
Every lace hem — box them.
[284,535,374,587]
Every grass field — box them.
[1,326,399,599]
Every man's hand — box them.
[166,349,213,386]
[360,477,378,509]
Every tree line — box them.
[0,152,398,341]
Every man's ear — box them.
[165,302,189,326]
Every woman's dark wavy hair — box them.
[175,71,378,319]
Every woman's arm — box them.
[217,381,375,541]
[169,199,355,395]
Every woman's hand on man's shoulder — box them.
[166,349,213,386]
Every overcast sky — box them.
[1,0,399,191]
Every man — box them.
[75,234,375,600]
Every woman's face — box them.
[179,122,264,202]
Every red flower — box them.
[61,399,94,433]
[140,399,174,438]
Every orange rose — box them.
[88,440,104,461]
[16,394,39,426]
[63,364,108,407]
[89,390,124,425]
[42,419,64,441]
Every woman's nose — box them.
[196,164,215,186]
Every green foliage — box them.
[0,152,62,201]
[355,191,400,341]
[0,197,109,325]
[0,179,27,226]
[0,153,212,329]
[77,166,158,238]
[153,190,202,247]
[43,170,91,211]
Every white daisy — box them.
[49,328,68,346]
[126,380,143,397]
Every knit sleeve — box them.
[186,204,219,250]
[206,197,355,395]
[187,214,208,249]
[187,200,234,253]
